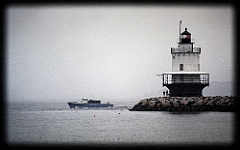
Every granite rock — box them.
[129,96,236,112]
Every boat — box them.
[67,98,113,108]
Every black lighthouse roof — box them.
[181,28,191,35]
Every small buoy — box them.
[119,113,120,114]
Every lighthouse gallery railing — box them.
[171,47,201,54]
[162,73,209,85]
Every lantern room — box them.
[180,28,192,44]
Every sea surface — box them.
[6,101,235,146]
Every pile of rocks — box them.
[129,96,236,112]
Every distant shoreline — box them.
[129,96,236,112]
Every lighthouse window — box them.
[180,64,184,71]
[198,64,200,71]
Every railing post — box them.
[167,74,168,84]
[162,74,164,85]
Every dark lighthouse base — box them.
[165,84,207,97]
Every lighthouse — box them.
[159,21,209,97]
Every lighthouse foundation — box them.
[165,84,207,97]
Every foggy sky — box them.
[6,5,235,102]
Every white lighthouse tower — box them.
[160,21,209,97]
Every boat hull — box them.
[67,102,113,108]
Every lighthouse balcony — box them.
[171,47,201,54]
[162,72,209,86]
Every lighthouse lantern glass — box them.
[182,35,191,39]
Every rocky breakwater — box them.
[129,96,236,112]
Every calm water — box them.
[6,101,235,146]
